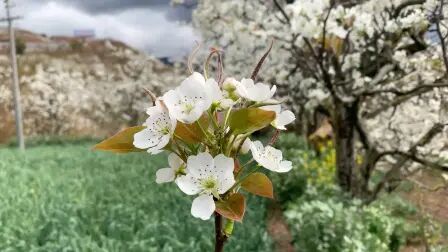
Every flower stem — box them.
[214,213,228,252]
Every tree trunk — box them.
[332,102,357,194]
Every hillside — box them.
[0,29,184,143]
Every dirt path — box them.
[399,170,448,251]
[266,202,295,252]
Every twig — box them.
[272,0,290,24]
[251,39,274,81]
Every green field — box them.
[0,143,273,251]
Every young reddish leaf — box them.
[240,172,274,199]
[174,114,209,144]
[93,126,145,153]
[228,108,275,135]
[215,193,246,222]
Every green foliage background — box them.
[0,144,273,251]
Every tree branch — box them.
[361,82,448,97]
[434,0,448,74]
[363,81,448,118]
[393,0,425,18]
[368,123,447,202]
[272,0,290,24]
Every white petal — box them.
[274,110,296,130]
[249,140,264,160]
[236,78,252,98]
[218,172,236,194]
[147,135,170,154]
[265,146,283,161]
[270,85,277,97]
[213,154,236,193]
[206,78,223,102]
[146,103,163,116]
[156,168,175,184]
[133,129,159,149]
[178,72,206,97]
[277,161,292,173]
[248,83,272,102]
[213,154,234,177]
[162,89,180,115]
[176,174,201,195]
[186,152,214,178]
[191,194,215,220]
[168,153,184,169]
[240,138,252,154]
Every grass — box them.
[0,143,273,251]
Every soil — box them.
[266,202,295,252]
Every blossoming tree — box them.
[94,48,295,251]
[193,0,448,199]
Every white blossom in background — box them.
[0,39,183,140]
[193,0,448,165]
[250,141,292,173]
[176,152,235,220]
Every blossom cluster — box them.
[132,70,295,220]
[193,0,448,165]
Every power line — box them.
[0,0,25,150]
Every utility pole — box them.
[0,0,24,150]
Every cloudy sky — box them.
[1,0,198,59]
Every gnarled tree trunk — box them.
[332,101,357,194]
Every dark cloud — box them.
[64,0,168,13]
[8,0,199,58]
[24,0,197,21]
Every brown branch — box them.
[379,150,448,172]
[214,213,228,252]
[367,123,447,202]
[319,3,335,62]
[361,83,448,97]
[272,0,290,24]
[363,84,441,118]
[434,0,448,74]
[393,0,425,18]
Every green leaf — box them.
[241,172,274,199]
[228,108,275,135]
[174,114,209,144]
[215,193,246,222]
[93,126,145,153]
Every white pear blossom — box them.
[133,101,176,154]
[156,153,186,184]
[261,105,296,130]
[163,72,212,124]
[207,78,235,110]
[250,141,292,173]
[176,152,236,220]
[236,78,277,102]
